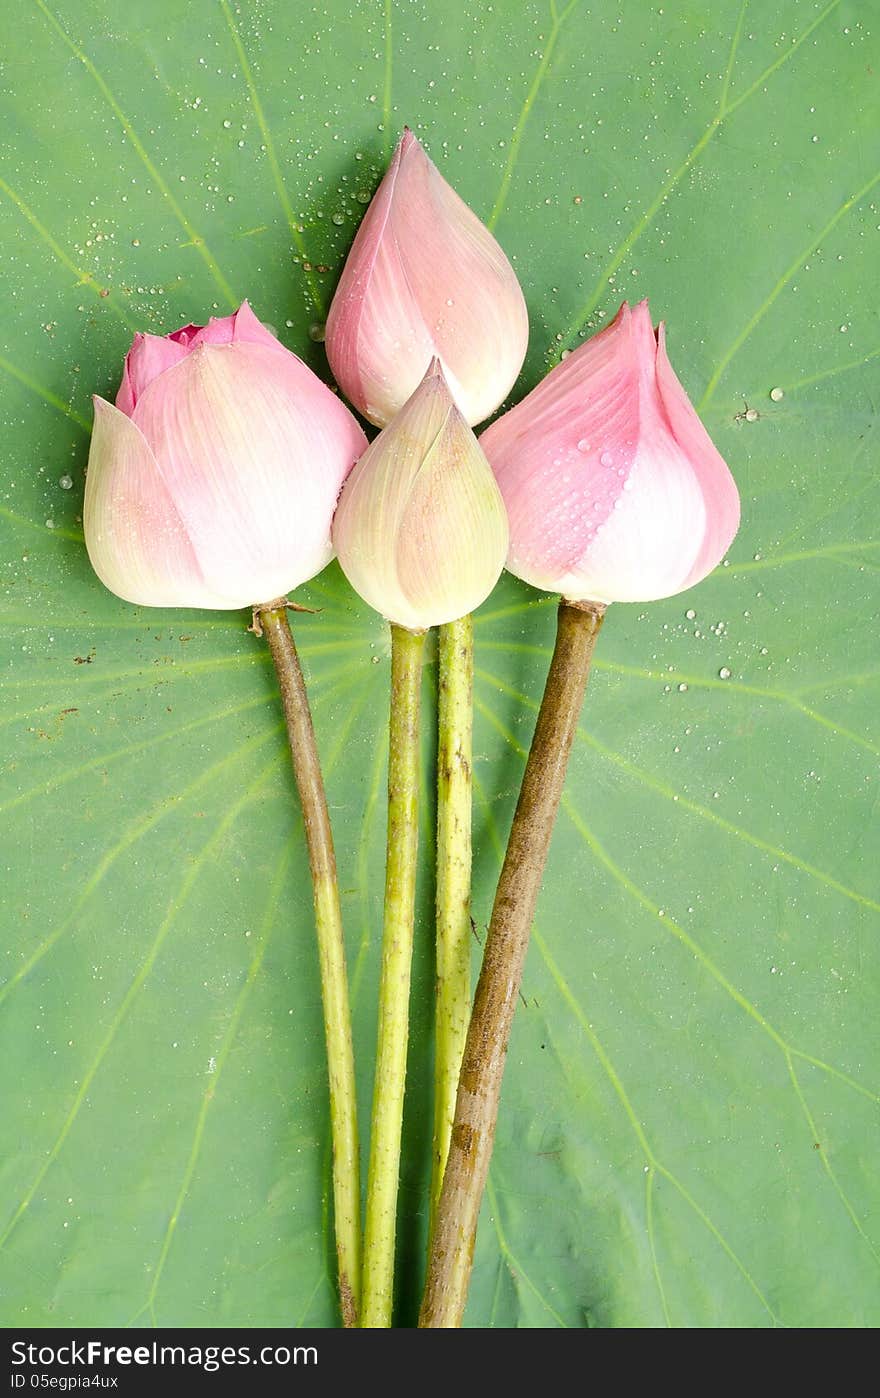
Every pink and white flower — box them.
[481,300,740,604]
[84,303,367,609]
[325,129,528,429]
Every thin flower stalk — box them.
[257,602,361,1328]
[360,623,426,1328]
[431,613,474,1230]
[420,598,605,1328]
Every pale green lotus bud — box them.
[332,360,509,631]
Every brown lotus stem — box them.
[419,596,605,1328]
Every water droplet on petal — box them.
[577,438,590,452]
[600,449,613,466]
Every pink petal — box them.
[132,342,367,606]
[483,300,740,604]
[115,333,191,416]
[481,303,641,589]
[186,300,285,351]
[84,398,234,608]
[167,323,205,347]
[554,434,709,603]
[654,323,740,588]
[326,129,528,426]
[325,137,409,421]
[557,306,710,603]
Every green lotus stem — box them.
[431,614,474,1231]
[419,597,606,1328]
[361,623,426,1328]
[257,602,361,1328]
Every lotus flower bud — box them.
[481,300,740,604]
[332,360,509,631]
[84,303,367,609]
[325,129,529,429]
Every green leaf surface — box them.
[2,0,878,1328]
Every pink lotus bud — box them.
[85,302,367,609]
[325,129,528,428]
[332,360,509,631]
[481,301,740,604]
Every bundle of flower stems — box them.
[84,129,739,1327]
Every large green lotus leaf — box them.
[1,0,877,1328]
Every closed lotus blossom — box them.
[85,302,367,609]
[481,300,740,604]
[332,359,509,631]
[325,129,528,428]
